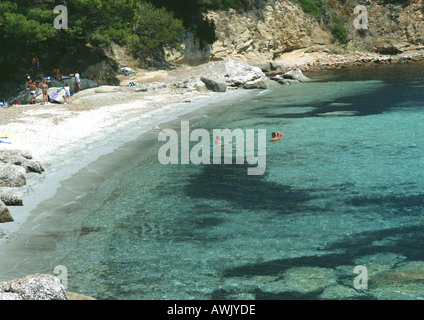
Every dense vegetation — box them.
[298,0,326,17]
[0,0,186,56]
[0,0,240,97]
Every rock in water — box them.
[66,292,97,300]
[0,200,14,223]
[0,274,67,300]
[200,77,227,92]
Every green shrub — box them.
[298,0,326,17]
[330,17,349,44]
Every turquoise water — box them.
[2,62,424,299]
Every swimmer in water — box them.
[214,136,222,146]
[214,136,233,146]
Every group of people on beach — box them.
[24,54,82,105]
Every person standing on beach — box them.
[29,81,37,104]
[75,71,82,91]
[41,80,49,104]
[64,82,71,104]
[25,77,31,91]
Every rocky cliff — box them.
[166,0,424,65]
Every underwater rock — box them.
[66,292,96,300]
[281,267,337,293]
[319,284,368,300]
[258,267,337,294]
[354,253,407,277]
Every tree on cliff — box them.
[0,0,185,57]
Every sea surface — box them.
[1,61,423,300]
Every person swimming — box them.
[271,132,279,141]
[271,131,284,142]
[214,136,233,146]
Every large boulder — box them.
[47,87,66,104]
[0,200,13,223]
[200,77,227,92]
[243,79,279,89]
[47,78,98,94]
[80,78,99,90]
[282,68,311,82]
[0,163,26,187]
[0,190,23,206]
[0,152,44,174]
[200,60,266,87]
[8,88,41,105]
[0,149,33,160]
[0,274,67,300]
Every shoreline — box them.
[0,53,423,292]
[0,81,257,248]
[1,52,423,238]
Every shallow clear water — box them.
[1,62,424,299]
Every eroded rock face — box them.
[345,0,424,54]
[166,0,424,65]
[167,1,330,65]
[0,274,67,300]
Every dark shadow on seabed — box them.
[254,79,423,119]
[208,223,424,299]
[184,163,320,214]
[251,61,424,119]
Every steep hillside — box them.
[166,0,424,64]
